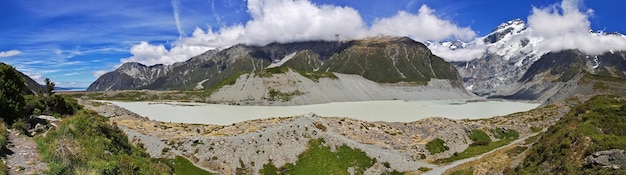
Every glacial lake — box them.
[107,100,540,125]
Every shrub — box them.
[0,63,26,123]
[469,129,491,146]
[425,138,449,154]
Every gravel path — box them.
[3,130,48,175]
[424,130,544,175]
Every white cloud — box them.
[370,5,476,41]
[121,0,475,66]
[528,0,590,38]
[0,50,22,57]
[528,0,626,55]
[171,0,185,38]
[121,41,211,66]
[428,43,487,62]
[92,69,110,78]
[242,0,367,44]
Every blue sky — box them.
[0,0,624,88]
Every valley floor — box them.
[79,98,566,174]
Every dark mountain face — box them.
[490,50,626,101]
[0,62,44,94]
[521,50,626,83]
[87,37,463,91]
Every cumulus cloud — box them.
[0,50,22,57]
[370,5,476,41]
[121,41,211,66]
[121,0,475,66]
[428,41,487,61]
[528,0,626,55]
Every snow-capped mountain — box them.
[431,19,626,99]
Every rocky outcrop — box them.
[585,149,626,169]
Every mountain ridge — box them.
[87,36,464,93]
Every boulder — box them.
[585,149,626,169]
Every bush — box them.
[0,63,26,123]
[425,138,449,154]
[469,129,491,146]
[11,119,28,135]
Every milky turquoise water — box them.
[107,100,540,125]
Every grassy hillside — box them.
[260,138,376,175]
[36,109,173,174]
[518,95,626,174]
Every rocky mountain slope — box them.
[89,37,462,92]
[209,70,473,105]
[88,37,472,104]
[430,19,626,101]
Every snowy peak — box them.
[483,19,527,44]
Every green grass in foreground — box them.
[260,138,375,175]
[172,156,212,175]
[435,129,519,164]
[36,110,172,174]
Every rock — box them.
[585,149,626,169]
[35,115,59,122]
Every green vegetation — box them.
[296,71,338,81]
[260,161,279,175]
[425,138,449,154]
[582,71,626,83]
[260,138,376,175]
[468,129,491,146]
[99,91,148,101]
[593,82,608,90]
[36,110,172,174]
[0,122,8,174]
[257,67,289,77]
[0,63,209,174]
[530,127,542,133]
[0,63,27,123]
[267,89,302,102]
[382,170,404,175]
[418,166,433,172]
[171,156,212,175]
[436,129,519,164]
[518,95,626,174]
[491,128,519,140]
[204,72,246,95]
[450,168,474,175]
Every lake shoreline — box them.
[101,99,540,125]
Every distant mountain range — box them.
[86,19,626,104]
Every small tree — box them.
[43,78,55,113]
[0,63,26,123]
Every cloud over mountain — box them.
[122,0,475,66]
[528,0,626,55]
[428,0,626,62]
